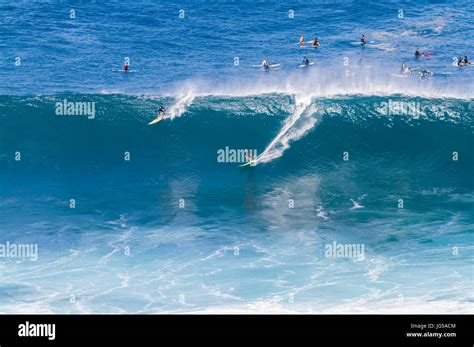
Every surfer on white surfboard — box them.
[418,69,433,79]
[148,106,166,125]
[158,106,166,116]
[262,58,271,70]
[302,56,310,66]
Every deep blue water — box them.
[0,1,473,313]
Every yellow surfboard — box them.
[148,115,164,125]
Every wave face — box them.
[1,93,473,313]
[1,0,473,314]
[1,94,473,170]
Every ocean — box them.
[0,0,472,313]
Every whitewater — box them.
[0,0,473,314]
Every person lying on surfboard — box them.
[419,69,432,79]
[458,56,470,66]
[360,34,367,44]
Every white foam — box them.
[254,94,317,165]
[167,93,195,119]
[350,199,365,210]
[155,66,472,165]
[188,298,474,314]
[161,64,473,100]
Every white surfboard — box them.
[240,152,265,167]
[299,62,315,68]
[240,159,257,167]
[148,115,164,125]
[253,64,281,69]
[452,63,473,68]
[351,41,374,46]
[112,69,138,73]
[391,73,409,78]
[418,71,433,76]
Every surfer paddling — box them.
[457,56,471,66]
[419,69,433,79]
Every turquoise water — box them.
[0,1,473,313]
